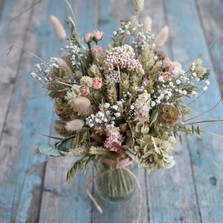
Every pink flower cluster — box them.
[104,125,124,152]
[84,30,104,43]
[160,59,175,81]
[92,77,103,89]
[104,44,142,72]
[80,77,102,96]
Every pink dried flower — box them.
[92,77,102,89]
[160,59,175,81]
[104,125,124,152]
[91,45,102,54]
[84,33,93,43]
[92,30,104,41]
[109,71,120,83]
[104,138,122,152]
[163,59,174,73]
[72,96,92,116]
[161,72,172,81]
[104,44,142,72]
[80,86,90,96]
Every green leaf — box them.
[150,109,159,126]
[39,144,61,156]
[56,138,73,152]
[70,130,90,149]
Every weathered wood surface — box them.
[0,0,223,223]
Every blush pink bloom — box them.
[103,125,124,152]
[161,72,172,81]
[163,59,175,73]
[92,77,102,89]
[80,86,90,96]
[84,33,93,43]
[91,45,102,54]
[104,137,122,152]
[168,63,174,73]
[92,30,104,41]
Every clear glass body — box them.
[94,158,138,205]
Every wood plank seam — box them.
[144,170,150,222]
[185,137,203,223]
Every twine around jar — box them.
[85,157,142,223]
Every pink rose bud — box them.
[80,86,90,96]
[92,77,102,89]
[92,30,104,41]
[84,33,93,43]
[91,45,102,54]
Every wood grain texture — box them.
[196,0,223,95]
[39,1,98,223]
[0,0,37,141]
[0,0,222,222]
[164,0,223,223]
[141,1,201,223]
[0,0,54,222]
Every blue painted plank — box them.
[0,0,35,137]
[137,1,202,223]
[0,0,55,222]
[38,1,98,222]
[196,0,223,93]
[164,1,223,223]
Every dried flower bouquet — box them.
[31,0,211,201]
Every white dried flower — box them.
[176,80,181,85]
[50,15,66,39]
[80,76,93,87]
[205,80,210,85]
[104,103,110,108]
[168,136,176,144]
[191,91,197,96]
[203,86,208,91]
[134,92,151,122]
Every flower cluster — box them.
[32,1,211,176]
[104,124,124,152]
[104,44,142,72]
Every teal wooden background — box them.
[0,0,223,222]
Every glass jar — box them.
[94,158,138,205]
